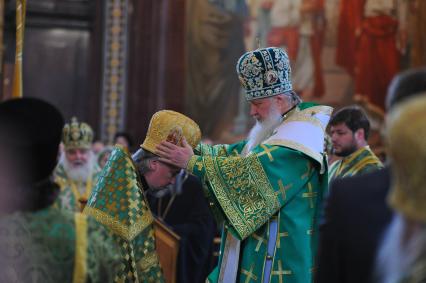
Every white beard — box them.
[376,214,426,283]
[244,104,283,155]
[59,151,95,183]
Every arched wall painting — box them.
[185,0,425,142]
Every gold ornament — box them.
[141,110,201,153]
[62,117,94,150]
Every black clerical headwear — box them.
[0,98,64,184]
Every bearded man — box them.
[84,110,203,282]
[328,106,383,181]
[54,117,100,212]
[157,47,333,283]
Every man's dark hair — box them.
[386,67,426,110]
[329,106,371,140]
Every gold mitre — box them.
[387,95,426,222]
[62,117,94,150]
[141,110,201,153]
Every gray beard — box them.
[59,151,95,183]
[244,107,283,155]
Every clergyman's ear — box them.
[355,128,365,141]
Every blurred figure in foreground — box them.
[0,98,120,283]
[377,95,426,283]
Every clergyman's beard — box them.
[60,151,95,183]
[245,105,282,154]
[334,141,358,157]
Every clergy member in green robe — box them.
[157,47,333,283]
[84,146,164,283]
[328,106,383,181]
[84,109,203,283]
[0,206,121,282]
[54,117,101,212]
[0,98,120,283]
[328,146,383,180]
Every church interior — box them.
[1,0,423,150]
[1,0,426,282]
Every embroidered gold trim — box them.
[349,157,382,176]
[203,155,280,240]
[73,213,88,283]
[187,155,198,173]
[84,206,153,241]
[138,251,160,272]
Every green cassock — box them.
[84,146,164,283]
[0,205,121,282]
[187,103,333,283]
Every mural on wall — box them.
[185,0,425,142]
[185,0,247,141]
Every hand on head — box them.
[156,137,194,169]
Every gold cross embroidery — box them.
[272,260,292,283]
[257,145,278,161]
[242,263,258,283]
[252,233,267,252]
[302,183,317,209]
[277,231,289,249]
[276,179,292,200]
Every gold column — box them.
[11,0,26,98]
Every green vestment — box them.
[84,146,164,283]
[54,163,101,212]
[187,103,333,283]
[328,146,383,181]
[0,206,120,282]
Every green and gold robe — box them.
[84,146,164,283]
[328,146,383,181]
[187,103,333,283]
[0,205,121,283]
[54,163,101,212]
